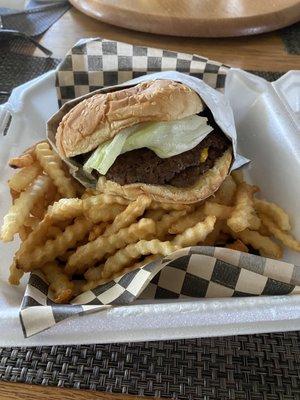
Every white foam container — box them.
[0,69,299,346]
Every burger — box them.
[56,79,232,203]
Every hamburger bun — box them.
[56,80,204,158]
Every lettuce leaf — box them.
[83,115,213,175]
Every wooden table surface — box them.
[2,6,299,400]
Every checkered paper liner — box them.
[55,38,229,107]
[20,246,300,338]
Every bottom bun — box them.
[96,148,232,204]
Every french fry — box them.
[18,216,92,271]
[231,169,244,185]
[226,239,249,253]
[48,198,83,221]
[8,143,38,168]
[81,188,99,199]
[227,182,259,233]
[8,162,41,192]
[255,199,291,231]
[202,220,224,246]
[41,262,75,303]
[260,214,300,252]
[1,175,51,242]
[144,209,165,221]
[203,201,232,220]
[156,210,187,239]
[231,228,283,259]
[103,195,151,236]
[16,215,53,260]
[150,201,191,211]
[101,239,178,279]
[35,142,76,198]
[84,255,160,290]
[88,222,109,241]
[84,203,125,224]
[168,207,204,234]
[10,188,19,203]
[83,193,129,209]
[23,216,40,229]
[67,218,156,275]
[9,260,24,285]
[173,215,216,247]
[213,175,237,206]
[18,225,32,241]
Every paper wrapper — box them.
[48,70,248,187]
[18,39,299,338]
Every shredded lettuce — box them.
[83,115,213,175]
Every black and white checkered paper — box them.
[18,38,300,337]
[55,38,229,107]
[20,246,300,337]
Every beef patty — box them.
[105,128,230,188]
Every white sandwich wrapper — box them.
[0,68,299,346]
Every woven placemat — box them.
[1,332,300,399]
[0,1,70,37]
[280,22,300,55]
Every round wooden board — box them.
[69,0,300,38]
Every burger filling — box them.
[82,108,230,188]
[105,131,229,187]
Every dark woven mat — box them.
[0,1,70,37]
[0,38,60,104]
[1,332,300,399]
[280,22,300,55]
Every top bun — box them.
[56,80,204,158]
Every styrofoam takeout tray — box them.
[0,69,299,346]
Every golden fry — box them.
[168,207,204,235]
[226,239,249,253]
[84,203,125,224]
[101,239,178,279]
[232,228,283,259]
[8,260,24,285]
[156,210,187,239]
[83,193,129,209]
[227,182,259,233]
[150,201,191,211]
[203,201,232,220]
[41,262,75,303]
[35,142,76,198]
[1,175,51,242]
[202,220,224,246]
[173,215,216,247]
[48,198,83,221]
[8,162,41,192]
[18,225,32,241]
[88,222,109,241]
[231,169,244,185]
[213,175,237,206]
[260,214,300,252]
[8,145,37,168]
[103,195,151,236]
[16,215,53,260]
[144,209,165,221]
[23,216,40,229]
[18,216,92,271]
[67,218,156,275]
[84,255,159,291]
[255,199,291,231]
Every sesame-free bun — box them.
[96,149,232,204]
[56,79,204,158]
